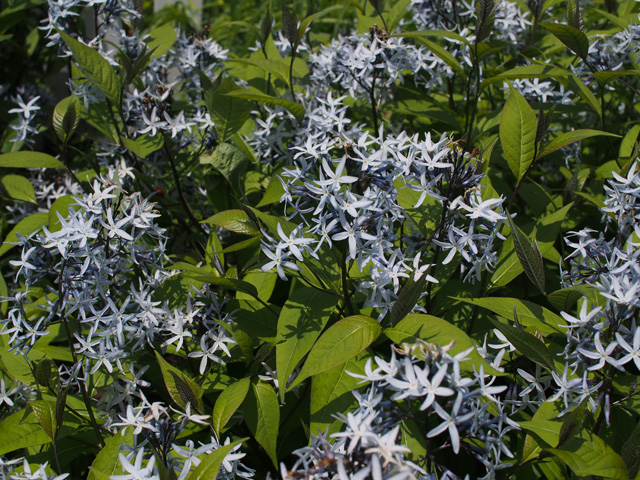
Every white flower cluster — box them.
[8,95,41,145]
[554,158,640,416]
[282,339,518,479]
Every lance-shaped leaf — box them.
[225,88,306,123]
[189,438,248,480]
[475,0,496,43]
[567,0,584,31]
[202,209,260,236]
[622,422,640,479]
[201,78,252,142]
[500,84,537,181]
[542,23,589,61]
[212,377,250,435]
[147,23,177,58]
[242,380,279,467]
[537,129,620,160]
[388,272,429,327]
[1,175,36,204]
[280,0,299,52]
[52,95,81,144]
[29,400,57,440]
[0,152,65,169]
[155,352,203,412]
[261,9,273,43]
[558,402,587,447]
[535,104,553,145]
[87,428,134,480]
[276,287,339,398]
[507,214,546,295]
[58,30,121,105]
[489,317,555,371]
[0,211,48,257]
[0,409,52,455]
[290,315,382,389]
[122,134,164,159]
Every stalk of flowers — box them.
[282,339,518,479]
[261,95,507,319]
[549,157,640,418]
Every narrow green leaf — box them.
[542,23,590,60]
[413,37,464,77]
[52,95,81,143]
[1,174,36,203]
[291,315,381,389]
[385,314,503,376]
[172,262,259,297]
[548,285,599,312]
[394,30,471,48]
[0,410,52,455]
[538,129,620,160]
[622,422,640,479]
[566,75,601,117]
[488,317,556,371]
[243,380,279,467]
[388,273,429,327]
[592,70,640,86]
[500,84,537,181]
[211,377,250,435]
[201,209,260,236]
[481,64,572,88]
[225,88,305,123]
[29,400,57,440]
[546,433,630,480]
[558,402,587,447]
[122,134,164,158]
[475,0,496,43]
[280,0,299,50]
[276,287,340,398]
[58,30,121,105]
[310,353,369,436]
[189,438,248,480]
[155,352,203,412]
[507,214,546,294]
[0,152,65,169]
[0,211,48,257]
[87,429,134,480]
[455,297,566,334]
[147,23,177,58]
[256,168,286,207]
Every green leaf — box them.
[546,432,630,480]
[189,438,248,480]
[248,207,297,238]
[87,429,134,480]
[455,297,566,334]
[211,377,250,435]
[280,0,299,50]
[242,380,279,467]
[592,70,640,86]
[507,214,546,294]
[155,352,203,412]
[1,174,36,203]
[393,177,442,238]
[310,353,369,436]
[172,262,259,297]
[566,75,602,117]
[388,272,429,327]
[489,204,571,290]
[385,314,503,376]
[201,209,260,236]
[48,195,79,233]
[475,0,496,43]
[52,95,81,144]
[28,400,57,440]
[538,129,620,160]
[58,30,121,105]
[276,287,340,398]
[225,88,305,123]
[0,152,65,169]
[227,58,293,88]
[256,168,286,207]
[147,23,177,58]
[201,143,249,188]
[413,37,464,77]
[558,401,587,447]
[0,211,48,257]
[542,22,590,60]
[488,317,556,371]
[481,64,571,88]
[622,422,640,479]
[122,134,164,158]
[394,30,471,48]
[204,79,252,142]
[500,84,537,181]
[548,285,599,312]
[0,410,52,455]
[291,315,381,389]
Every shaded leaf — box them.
[542,23,589,60]
[488,317,556,371]
[225,88,305,122]
[29,400,57,440]
[0,152,65,169]
[475,0,496,43]
[155,352,203,412]
[0,211,48,257]
[507,214,546,294]
[52,95,81,143]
